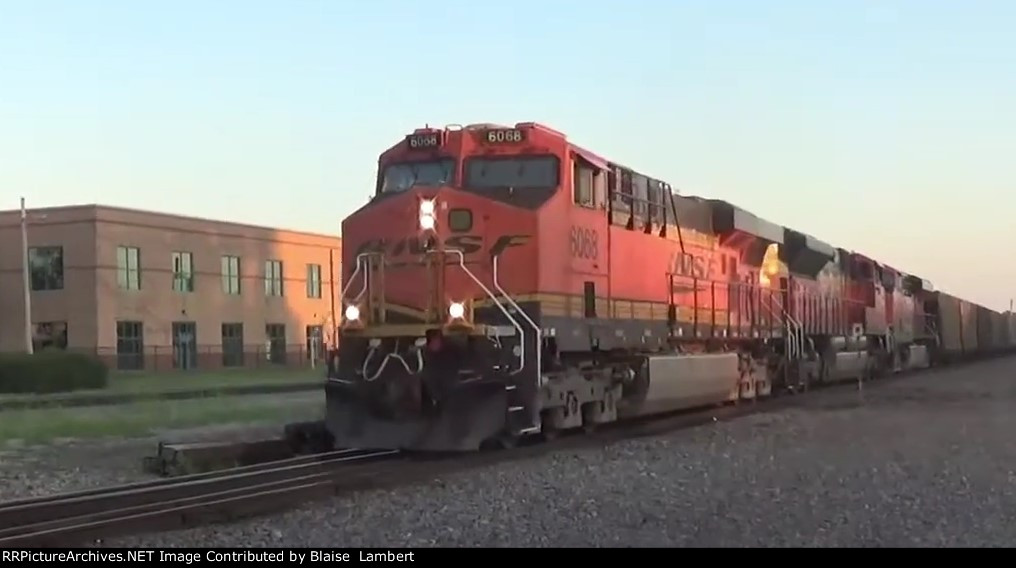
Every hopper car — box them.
[323,121,1016,452]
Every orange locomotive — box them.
[324,121,947,452]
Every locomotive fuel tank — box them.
[617,353,742,417]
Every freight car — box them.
[323,122,1016,452]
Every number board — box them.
[482,128,527,144]
[570,226,599,261]
[405,132,442,150]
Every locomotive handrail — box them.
[670,276,780,341]
[340,252,375,307]
[756,293,784,337]
[361,340,423,382]
[444,248,528,375]
[492,254,542,379]
[757,292,809,362]
[774,289,816,355]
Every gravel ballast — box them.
[58,356,1016,545]
[0,422,296,501]
[0,390,324,501]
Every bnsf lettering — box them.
[393,235,483,256]
[489,235,530,257]
[354,234,530,258]
[670,252,716,280]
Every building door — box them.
[116,321,144,371]
[306,325,323,363]
[265,323,286,364]
[172,322,197,370]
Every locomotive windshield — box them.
[380,158,456,193]
[464,155,559,190]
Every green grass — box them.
[0,392,325,445]
[105,367,323,393]
[0,367,323,403]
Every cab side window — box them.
[609,167,633,228]
[592,166,606,206]
[573,158,599,208]
[574,160,593,207]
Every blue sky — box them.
[1,0,1014,310]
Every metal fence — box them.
[18,344,335,373]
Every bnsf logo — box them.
[354,234,530,258]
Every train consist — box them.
[323,121,1016,452]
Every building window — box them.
[28,246,64,291]
[306,325,323,361]
[116,320,144,371]
[33,321,68,352]
[172,251,194,292]
[265,323,286,364]
[221,323,244,367]
[306,264,322,298]
[171,321,197,370]
[117,246,141,290]
[264,260,283,297]
[221,255,241,295]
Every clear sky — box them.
[2,0,1014,311]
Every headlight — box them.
[419,199,436,230]
[448,302,465,319]
[419,213,436,231]
[345,305,360,321]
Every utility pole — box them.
[20,197,34,354]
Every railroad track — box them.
[0,401,781,548]
[0,448,401,548]
[0,362,970,548]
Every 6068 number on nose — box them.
[406,133,441,149]
[484,129,526,144]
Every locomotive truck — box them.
[323,121,1016,452]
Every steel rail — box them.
[0,448,401,548]
[0,447,375,513]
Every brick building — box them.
[0,204,341,371]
